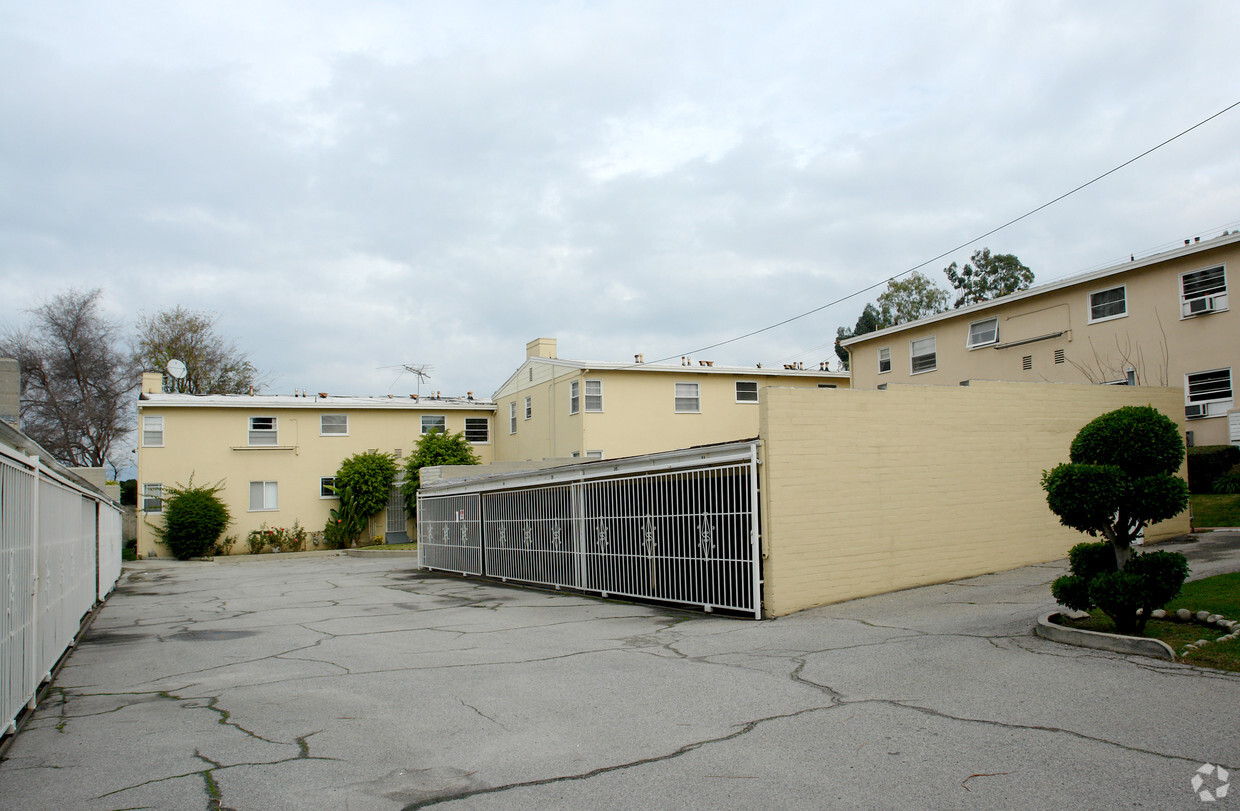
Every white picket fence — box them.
[1,439,123,736]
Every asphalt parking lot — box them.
[1,534,1238,810]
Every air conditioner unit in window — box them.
[1187,296,1216,315]
[1185,403,1206,419]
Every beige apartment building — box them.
[842,231,1239,446]
[492,338,849,461]
[136,372,496,557]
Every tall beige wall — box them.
[758,381,1191,617]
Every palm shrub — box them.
[149,477,231,560]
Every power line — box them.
[648,98,1240,366]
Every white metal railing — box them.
[418,442,762,617]
[1,440,123,736]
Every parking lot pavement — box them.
[1,534,1238,810]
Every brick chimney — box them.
[1,357,19,429]
[141,371,165,395]
[526,337,557,360]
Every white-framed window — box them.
[675,382,700,413]
[320,414,348,435]
[584,379,603,411]
[1185,368,1233,419]
[249,481,278,511]
[1181,265,1228,317]
[735,381,759,402]
[248,416,277,446]
[142,415,164,447]
[142,483,163,513]
[910,337,936,374]
[967,317,999,348]
[585,450,604,459]
[320,477,337,498]
[569,381,580,415]
[421,415,446,434]
[465,417,489,443]
[524,396,532,420]
[509,402,517,434]
[1088,284,1127,323]
[877,347,891,374]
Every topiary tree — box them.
[1043,405,1191,634]
[328,451,398,546]
[148,476,231,560]
[1042,405,1188,569]
[402,429,480,515]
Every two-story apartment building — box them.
[842,231,1239,446]
[492,338,850,461]
[136,372,496,557]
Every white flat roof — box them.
[138,393,496,411]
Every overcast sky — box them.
[3,2,1239,404]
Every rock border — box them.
[1153,608,1240,657]
[1036,612,1176,660]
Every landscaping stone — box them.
[1177,609,1193,621]
[1151,609,1167,619]
[1207,614,1221,624]
[1196,610,1211,622]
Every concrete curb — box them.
[345,549,420,558]
[1035,612,1176,661]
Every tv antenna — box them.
[379,363,433,396]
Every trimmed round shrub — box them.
[153,480,231,560]
[1069,405,1185,477]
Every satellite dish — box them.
[166,359,187,380]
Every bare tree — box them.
[133,306,262,394]
[0,288,136,468]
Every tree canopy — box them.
[834,273,949,369]
[402,429,481,514]
[133,306,261,394]
[943,248,1033,308]
[0,288,135,468]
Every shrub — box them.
[1042,405,1188,569]
[1052,544,1189,635]
[245,523,306,553]
[328,452,398,546]
[402,429,481,515]
[246,527,268,554]
[210,535,237,556]
[149,477,231,560]
[1213,471,1240,494]
[1187,445,1240,494]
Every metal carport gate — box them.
[418,441,761,618]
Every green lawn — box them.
[1191,493,1240,528]
[1056,571,1240,672]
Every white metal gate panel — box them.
[418,493,482,575]
[417,443,762,617]
[98,505,122,601]
[1,448,37,735]
[37,476,95,681]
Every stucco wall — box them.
[758,381,1192,617]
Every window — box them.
[910,337,936,374]
[569,381,580,415]
[967,317,999,348]
[465,417,489,443]
[585,450,604,459]
[524,396,532,420]
[249,481,278,511]
[509,402,517,434]
[248,416,277,446]
[1181,265,1227,316]
[142,415,164,447]
[584,379,603,411]
[320,477,337,498]
[1089,285,1127,322]
[735,381,759,402]
[320,414,348,435]
[1186,368,1233,418]
[421,415,446,434]
[877,347,891,374]
[142,483,162,513]
[675,382,700,412]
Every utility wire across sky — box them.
[647,98,1240,368]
